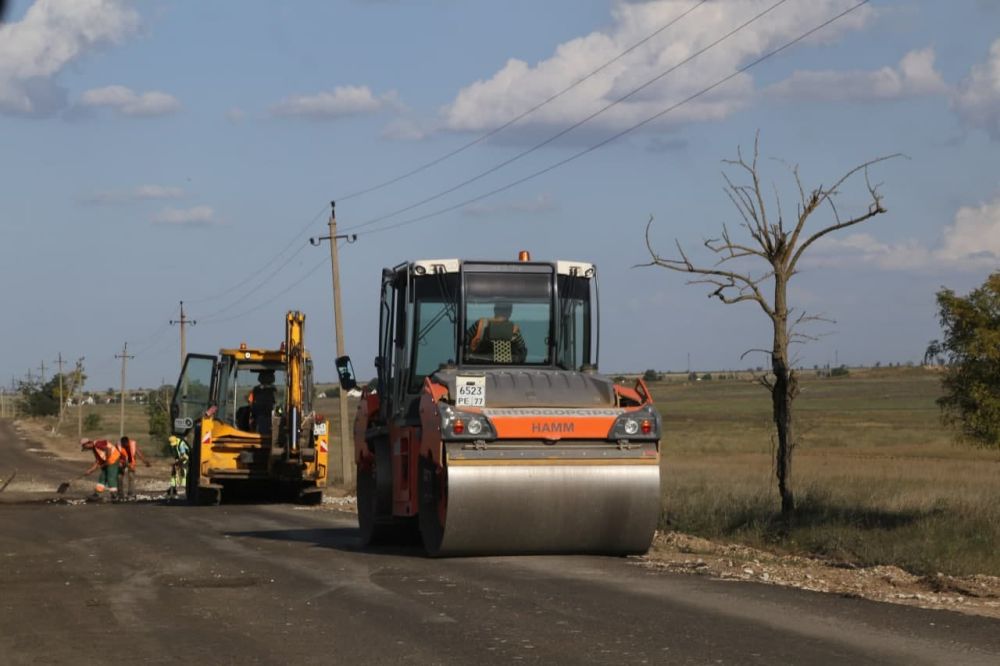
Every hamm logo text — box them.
[531,422,575,434]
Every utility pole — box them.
[169,301,196,369]
[309,201,357,487]
[115,343,134,439]
[75,357,85,440]
[37,360,46,385]
[54,352,65,426]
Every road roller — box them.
[336,253,662,555]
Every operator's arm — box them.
[512,326,527,363]
[466,319,487,354]
[137,448,151,467]
[84,461,100,476]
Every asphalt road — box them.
[1,420,998,665]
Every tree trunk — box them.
[772,273,796,515]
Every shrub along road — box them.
[1,420,998,665]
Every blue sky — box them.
[1,0,998,390]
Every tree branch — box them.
[788,154,904,271]
[640,216,776,319]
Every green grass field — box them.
[650,367,1000,577]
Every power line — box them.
[194,242,310,320]
[199,253,333,325]
[335,0,709,204]
[159,3,709,310]
[356,0,870,238]
[342,0,791,234]
[184,204,328,306]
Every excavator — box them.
[171,311,329,504]
[336,252,662,555]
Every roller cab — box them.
[340,255,661,556]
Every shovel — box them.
[0,470,15,493]
[56,473,87,495]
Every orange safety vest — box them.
[92,440,121,466]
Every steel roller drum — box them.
[429,461,661,556]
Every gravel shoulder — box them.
[640,531,1000,619]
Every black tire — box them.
[418,458,446,556]
[185,428,201,505]
[357,438,397,546]
[299,486,323,505]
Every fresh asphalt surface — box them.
[1,420,997,665]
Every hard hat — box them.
[80,437,91,446]
[168,436,179,446]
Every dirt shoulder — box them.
[640,531,1000,620]
[7,418,172,488]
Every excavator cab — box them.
[343,255,660,556]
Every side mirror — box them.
[335,355,357,391]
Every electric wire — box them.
[75,0,866,383]
[341,0,791,234]
[199,253,333,325]
[166,2,709,310]
[355,0,871,238]
[335,0,709,204]
[185,204,328,306]
[193,242,310,321]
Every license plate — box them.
[455,376,486,408]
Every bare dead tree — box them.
[641,132,899,515]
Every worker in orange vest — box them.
[118,436,151,500]
[80,438,122,501]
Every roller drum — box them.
[423,461,660,556]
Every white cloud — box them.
[152,206,215,226]
[225,107,246,123]
[135,185,184,200]
[766,48,948,102]
[462,193,556,217]
[809,196,1000,272]
[83,184,184,204]
[80,85,181,117]
[380,117,432,141]
[442,0,874,138]
[270,85,398,119]
[953,38,1000,140]
[936,198,1000,266]
[0,0,139,116]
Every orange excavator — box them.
[336,253,662,555]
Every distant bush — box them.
[642,369,661,382]
[830,365,850,377]
[84,413,102,431]
[612,375,627,384]
[701,373,713,381]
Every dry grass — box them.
[651,368,1000,576]
[44,402,151,444]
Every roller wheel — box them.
[357,438,396,546]
[418,458,447,556]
